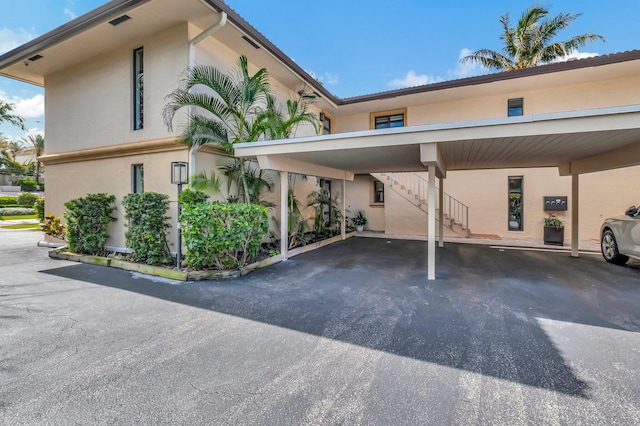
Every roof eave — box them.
[0,0,150,71]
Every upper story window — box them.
[133,47,144,130]
[371,109,406,129]
[321,112,332,135]
[508,97,523,117]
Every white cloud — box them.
[388,70,443,89]
[551,50,599,63]
[25,127,44,138]
[324,72,339,85]
[0,27,35,54]
[305,69,339,86]
[449,48,484,79]
[64,8,77,20]
[0,90,45,118]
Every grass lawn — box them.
[0,215,38,221]
[0,223,40,230]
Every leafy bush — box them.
[0,196,18,206]
[64,193,116,255]
[121,192,172,265]
[181,202,269,270]
[19,178,39,192]
[178,189,210,205]
[41,214,66,240]
[17,193,40,208]
[33,197,45,221]
[0,207,35,216]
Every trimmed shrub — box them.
[178,189,210,205]
[33,197,45,221]
[64,193,116,255]
[121,192,172,265]
[19,179,39,192]
[0,207,35,216]
[17,193,40,208]
[0,196,18,206]
[181,202,269,270]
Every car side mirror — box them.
[625,206,638,217]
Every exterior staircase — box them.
[372,172,471,237]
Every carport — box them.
[235,104,640,280]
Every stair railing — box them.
[388,172,470,237]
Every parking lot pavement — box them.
[1,231,639,425]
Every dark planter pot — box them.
[544,226,564,246]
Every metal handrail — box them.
[388,172,470,237]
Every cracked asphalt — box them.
[1,230,640,425]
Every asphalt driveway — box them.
[1,231,639,425]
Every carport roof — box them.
[234,104,640,180]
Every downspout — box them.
[187,9,228,176]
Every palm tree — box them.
[21,134,44,184]
[460,5,605,71]
[163,55,319,203]
[0,100,25,130]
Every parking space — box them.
[1,232,639,424]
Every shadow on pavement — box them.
[41,238,640,398]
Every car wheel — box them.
[601,230,629,265]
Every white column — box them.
[342,178,346,240]
[438,176,444,248]
[571,174,579,258]
[280,171,289,260]
[428,166,436,280]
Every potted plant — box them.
[351,210,368,232]
[543,213,564,246]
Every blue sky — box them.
[0,0,638,140]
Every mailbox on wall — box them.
[544,196,568,211]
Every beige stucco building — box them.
[1,0,639,278]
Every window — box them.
[133,47,144,130]
[370,178,384,207]
[508,176,523,231]
[132,164,144,193]
[371,108,406,130]
[508,97,523,117]
[321,112,332,135]
[319,178,332,227]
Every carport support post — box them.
[438,176,444,248]
[428,166,436,280]
[341,178,346,240]
[281,171,289,261]
[571,174,579,258]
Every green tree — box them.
[163,55,318,203]
[20,134,44,184]
[0,100,25,130]
[460,5,604,71]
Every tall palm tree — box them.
[460,5,605,71]
[21,134,44,184]
[163,55,319,203]
[0,100,25,130]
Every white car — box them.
[600,206,640,264]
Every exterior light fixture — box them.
[171,161,188,269]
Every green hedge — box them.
[33,197,45,221]
[121,192,172,265]
[64,193,116,255]
[0,207,35,216]
[17,193,41,209]
[181,202,268,270]
[0,196,18,206]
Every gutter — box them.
[187,4,228,176]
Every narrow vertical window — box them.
[370,178,384,207]
[508,97,523,117]
[133,47,144,130]
[322,114,332,135]
[132,164,144,193]
[508,176,523,231]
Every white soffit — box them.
[234,105,640,174]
